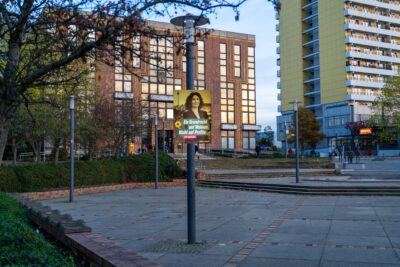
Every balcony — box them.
[276,47,280,54]
[276,23,280,31]
[346,65,400,76]
[346,79,385,88]
[304,77,320,84]
[304,90,321,96]
[277,93,281,101]
[344,0,400,13]
[302,39,319,47]
[304,64,320,72]
[277,105,282,112]
[346,93,377,102]
[344,23,400,38]
[302,0,318,9]
[304,103,322,109]
[276,35,280,43]
[277,81,281,89]
[344,9,400,25]
[277,70,281,77]
[303,51,320,59]
[346,51,400,64]
[302,26,319,34]
[302,13,318,22]
[345,37,400,51]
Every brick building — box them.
[95,20,260,153]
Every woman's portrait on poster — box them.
[183,92,208,119]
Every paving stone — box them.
[322,247,400,265]
[240,257,319,267]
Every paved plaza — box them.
[41,184,400,266]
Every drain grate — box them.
[142,239,214,254]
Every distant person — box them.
[288,148,293,155]
[183,92,208,119]
[337,147,343,162]
[255,145,261,158]
[347,150,353,164]
[354,147,361,163]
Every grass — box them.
[0,193,75,266]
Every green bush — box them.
[0,193,74,266]
[0,152,182,192]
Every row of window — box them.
[221,131,256,150]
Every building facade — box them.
[95,20,260,153]
[276,0,400,153]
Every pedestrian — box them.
[255,145,261,158]
[347,150,353,164]
[288,148,293,155]
[355,147,360,163]
[338,147,343,162]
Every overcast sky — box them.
[148,0,279,132]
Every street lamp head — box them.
[289,99,302,111]
[69,95,75,110]
[170,14,209,28]
[171,14,209,44]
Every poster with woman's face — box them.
[173,90,211,143]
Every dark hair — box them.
[185,92,204,110]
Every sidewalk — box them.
[40,186,400,266]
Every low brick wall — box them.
[22,179,186,201]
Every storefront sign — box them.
[359,128,372,135]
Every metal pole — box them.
[163,118,166,152]
[171,13,209,245]
[185,18,196,244]
[284,121,288,158]
[294,102,300,183]
[69,95,75,203]
[155,113,159,189]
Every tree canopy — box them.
[290,106,325,155]
[368,76,400,144]
[0,0,254,162]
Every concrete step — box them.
[197,180,400,196]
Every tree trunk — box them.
[12,138,17,164]
[0,113,10,165]
[54,138,60,164]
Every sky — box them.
[148,0,279,132]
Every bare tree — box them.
[0,0,248,163]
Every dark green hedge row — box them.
[0,152,182,192]
[0,193,74,266]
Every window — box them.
[115,35,132,93]
[243,131,256,150]
[242,47,256,124]
[141,36,179,120]
[221,130,235,150]
[234,45,241,77]
[132,35,141,68]
[195,40,206,90]
[220,43,235,124]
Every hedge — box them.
[0,193,74,266]
[0,152,182,192]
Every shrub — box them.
[0,193,74,266]
[0,153,182,192]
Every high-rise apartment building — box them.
[276,0,400,153]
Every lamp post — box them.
[284,121,288,158]
[163,117,166,152]
[154,113,159,189]
[69,95,75,203]
[171,14,209,244]
[290,100,301,183]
